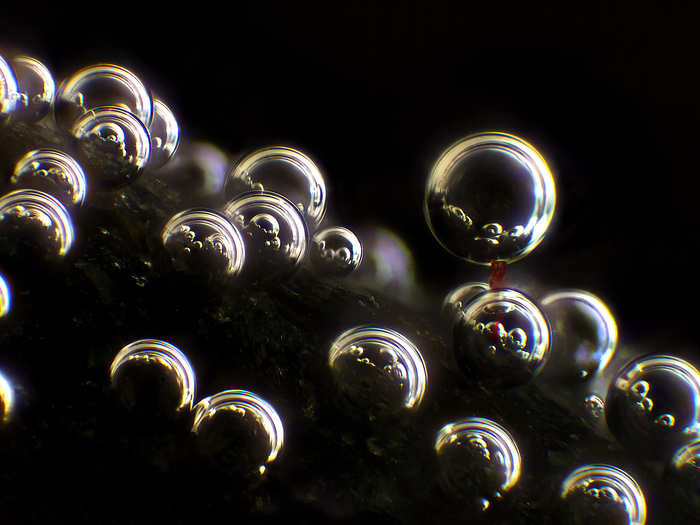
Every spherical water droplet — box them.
[435,417,521,510]
[425,132,556,265]
[0,54,18,119]
[0,273,10,318]
[559,464,646,525]
[110,339,196,415]
[72,106,151,188]
[147,98,179,169]
[10,55,55,122]
[162,208,246,276]
[606,354,700,458]
[225,146,327,229]
[0,369,13,423]
[329,326,427,416]
[192,389,284,476]
[222,191,308,281]
[310,226,362,278]
[55,63,153,128]
[453,288,550,387]
[12,149,87,207]
[540,290,618,383]
[442,282,489,324]
[0,189,74,256]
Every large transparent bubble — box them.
[192,389,284,476]
[11,55,55,122]
[310,226,362,278]
[425,132,555,265]
[148,98,179,169]
[558,464,646,525]
[224,146,326,229]
[605,354,700,459]
[222,191,308,281]
[453,288,550,387]
[540,290,618,382]
[55,63,153,129]
[329,326,427,417]
[0,369,13,423]
[434,417,521,511]
[0,53,18,119]
[110,339,196,416]
[12,148,87,207]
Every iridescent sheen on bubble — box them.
[10,55,55,122]
[0,273,10,318]
[110,339,196,413]
[605,354,700,458]
[425,132,555,265]
[72,106,151,187]
[162,208,246,276]
[0,54,18,118]
[329,326,427,415]
[0,189,74,256]
[222,191,308,281]
[148,98,179,169]
[55,63,153,128]
[442,282,488,323]
[192,389,284,475]
[453,288,550,387]
[559,464,646,525]
[435,417,521,511]
[541,290,617,382]
[310,226,362,277]
[225,146,326,229]
[12,149,87,207]
[0,369,13,423]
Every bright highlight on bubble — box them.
[148,98,180,169]
[192,389,284,473]
[605,354,700,458]
[11,55,55,122]
[425,132,556,265]
[162,208,246,276]
[12,149,87,207]
[225,146,327,229]
[0,54,18,118]
[329,326,427,413]
[0,369,13,423]
[559,464,646,525]
[110,339,196,412]
[442,281,488,323]
[435,417,521,510]
[55,63,153,128]
[0,273,10,318]
[0,189,74,256]
[541,290,617,382]
[453,288,550,387]
[310,226,362,278]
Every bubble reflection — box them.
[0,273,9,318]
[329,326,427,414]
[560,464,646,525]
[425,132,556,265]
[0,54,18,118]
[148,98,179,169]
[0,369,13,422]
[310,226,362,278]
[12,149,87,207]
[11,55,55,122]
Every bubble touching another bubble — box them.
[442,281,488,324]
[10,55,55,122]
[0,54,18,119]
[148,98,180,169]
[12,149,87,207]
[0,369,13,423]
[425,132,555,265]
[310,226,362,278]
[559,464,646,525]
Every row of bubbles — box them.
[559,464,646,525]
[0,369,12,423]
[0,53,55,123]
[425,132,556,265]
[328,326,427,417]
[434,417,521,512]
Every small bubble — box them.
[12,149,87,207]
[10,55,55,122]
[0,54,18,119]
[583,394,605,419]
[425,132,556,265]
[147,98,179,169]
[310,226,362,278]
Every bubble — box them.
[161,208,246,276]
[329,326,427,416]
[583,394,605,420]
[225,146,326,229]
[0,273,10,318]
[442,282,489,324]
[424,132,556,265]
[192,389,284,476]
[605,354,700,458]
[148,98,179,169]
[0,54,18,119]
[540,290,618,382]
[110,339,196,415]
[54,63,153,129]
[453,288,550,387]
[310,226,362,278]
[10,55,55,122]
[0,189,74,256]
[559,464,646,525]
[434,417,521,510]
[72,106,151,188]
[0,369,13,423]
[222,191,308,281]
[668,437,700,515]
[12,149,87,207]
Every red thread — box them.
[489,260,507,289]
